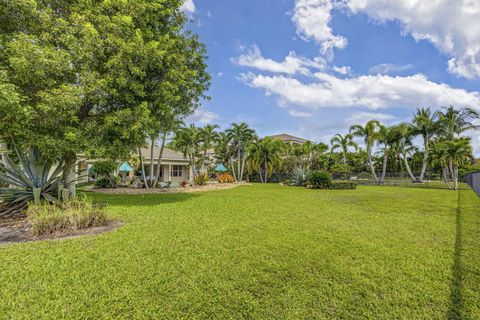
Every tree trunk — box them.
[442,167,451,190]
[148,139,155,188]
[453,165,459,190]
[419,136,429,181]
[367,145,379,183]
[63,151,77,199]
[240,150,247,181]
[237,148,241,181]
[264,158,268,183]
[153,133,167,187]
[258,163,264,183]
[380,145,388,183]
[201,149,207,172]
[403,154,415,181]
[230,157,237,181]
[138,147,149,189]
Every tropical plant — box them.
[435,106,479,140]
[289,165,311,186]
[0,146,65,217]
[350,120,381,183]
[199,124,220,170]
[172,124,201,174]
[430,137,473,190]
[217,173,235,184]
[92,160,118,189]
[377,125,402,183]
[247,137,284,183]
[308,170,333,189]
[226,123,256,181]
[412,108,438,181]
[394,123,417,181]
[193,172,209,186]
[330,133,357,164]
[214,132,233,168]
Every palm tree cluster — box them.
[346,106,479,189]
[171,122,330,183]
[168,106,478,189]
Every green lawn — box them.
[1,185,479,319]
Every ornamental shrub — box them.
[331,181,357,190]
[194,172,209,186]
[308,170,332,189]
[217,173,235,183]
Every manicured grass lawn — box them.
[1,185,479,319]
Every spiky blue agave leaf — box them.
[0,146,65,218]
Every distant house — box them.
[139,146,193,182]
[77,146,193,184]
[267,134,308,145]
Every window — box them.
[171,165,183,177]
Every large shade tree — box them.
[0,0,210,196]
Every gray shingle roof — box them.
[140,147,188,161]
[266,134,308,144]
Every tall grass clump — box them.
[27,197,108,236]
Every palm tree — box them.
[435,106,480,140]
[330,133,358,164]
[247,137,284,183]
[214,132,231,167]
[226,123,256,181]
[350,120,381,183]
[431,137,473,190]
[429,142,451,189]
[377,125,402,183]
[412,108,438,181]
[395,123,417,181]
[199,124,219,171]
[172,124,200,174]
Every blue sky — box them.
[183,0,480,152]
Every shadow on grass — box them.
[447,190,464,320]
[82,191,203,207]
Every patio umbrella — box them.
[119,162,133,172]
[214,164,228,172]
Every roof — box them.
[266,134,309,144]
[140,146,188,162]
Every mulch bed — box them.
[92,182,251,195]
[0,217,123,245]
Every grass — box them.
[0,184,479,319]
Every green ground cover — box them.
[0,185,478,319]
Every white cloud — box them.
[188,108,219,125]
[241,72,480,111]
[292,0,347,59]
[332,65,351,75]
[233,45,326,75]
[369,63,413,75]
[180,0,196,14]
[289,110,313,118]
[346,111,395,125]
[346,0,480,79]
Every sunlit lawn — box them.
[0,185,479,319]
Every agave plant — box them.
[290,165,311,186]
[0,146,65,218]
